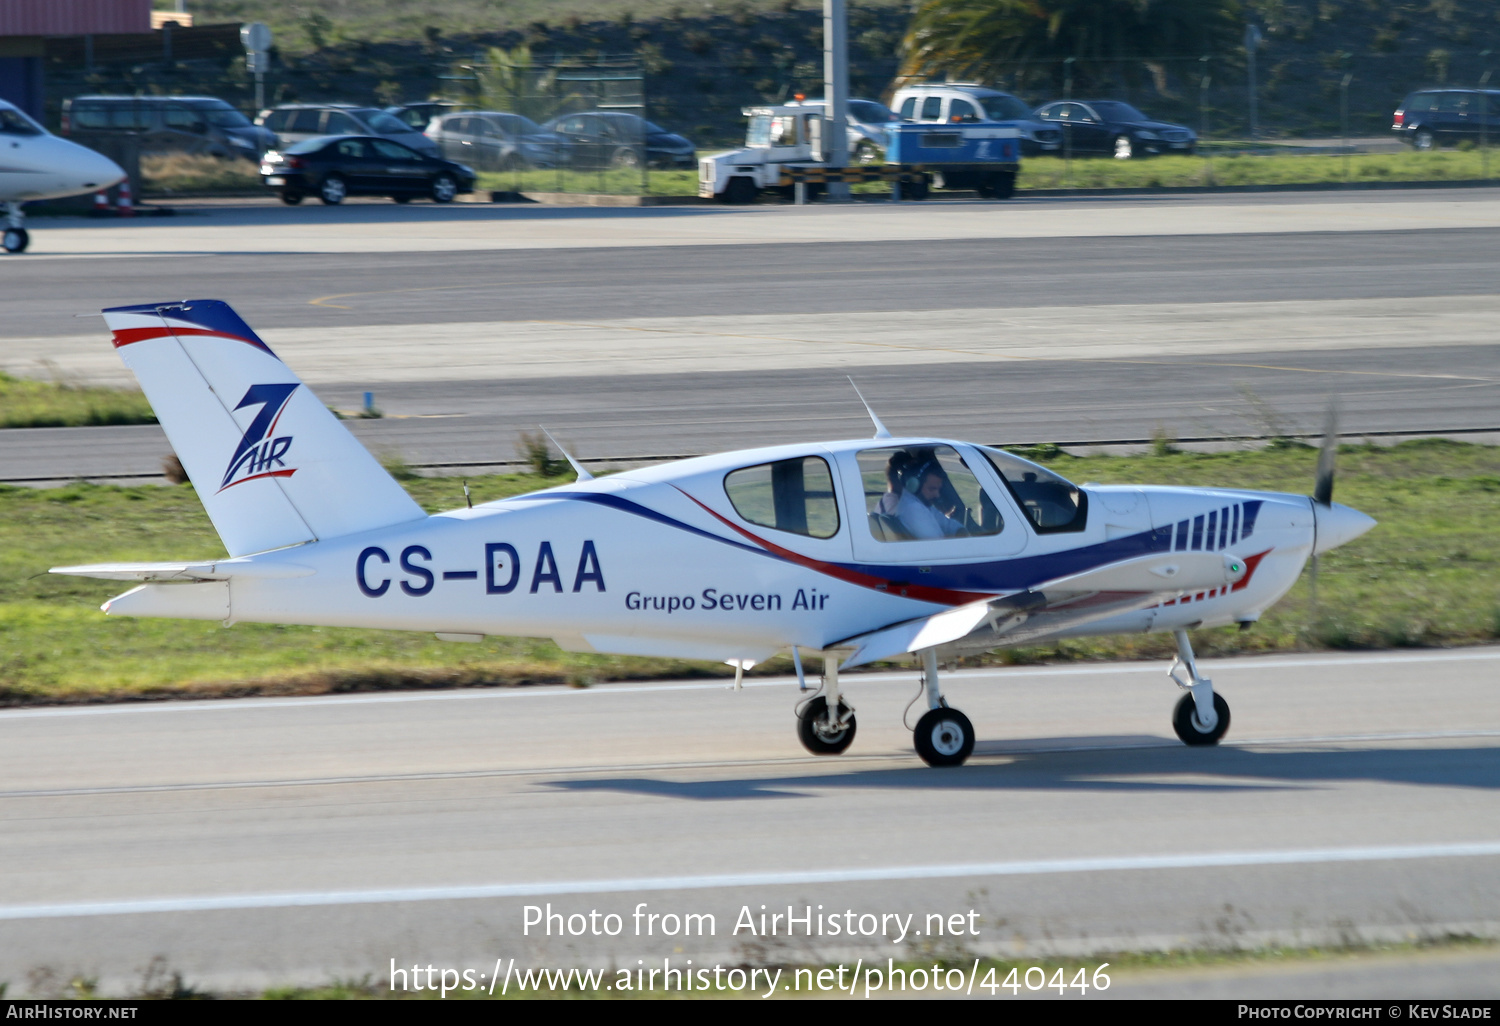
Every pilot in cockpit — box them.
[877,452,964,540]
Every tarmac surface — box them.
[4,189,1500,480]
[0,648,1496,996]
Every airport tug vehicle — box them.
[55,301,1376,766]
[699,104,1022,203]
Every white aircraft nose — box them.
[79,149,126,191]
[1313,501,1376,554]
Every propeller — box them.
[1308,398,1339,614]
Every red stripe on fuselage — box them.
[674,488,993,607]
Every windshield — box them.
[499,114,544,134]
[848,100,899,124]
[284,137,330,154]
[746,114,772,146]
[0,105,43,136]
[204,108,251,128]
[979,94,1033,121]
[978,447,1086,532]
[354,110,412,135]
[1091,101,1148,122]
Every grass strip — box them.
[1,439,1496,705]
[0,372,157,429]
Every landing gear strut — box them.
[797,656,856,755]
[912,648,974,767]
[1168,629,1230,746]
[2,202,28,254]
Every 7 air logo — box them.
[219,382,299,492]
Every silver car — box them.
[256,104,438,157]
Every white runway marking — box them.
[0,647,1493,720]
[4,840,1498,921]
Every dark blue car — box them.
[1394,89,1500,150]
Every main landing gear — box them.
[1168,629,1231,746]
[911,648,974,767]
[3,202,29,254]
[793,648,975,767]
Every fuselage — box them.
[1,102,125,202]
[105,437,1372,663]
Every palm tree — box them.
[899,0,1240,93]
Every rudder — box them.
[104,299,425,557]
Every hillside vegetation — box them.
[109,1,1500,145]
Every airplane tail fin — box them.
[102,300,425,557]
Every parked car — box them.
[889,83,1062,156]
[61,95,275,161]
[385,101,469,132]
[256,104,439,157]
[784,98,901,163]
[540,111,695,170]
[425,111,568,170]
[1032,100,1195,158]
[1393,89,1500,150]
[259,135,475,205]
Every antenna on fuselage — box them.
[847,376,892,439]
[539,425,593,482]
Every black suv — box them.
[1394,89,1500,150]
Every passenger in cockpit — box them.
[888,457,963,539]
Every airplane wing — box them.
[50,560,314,582]
[839,551,1247,669]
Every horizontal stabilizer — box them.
[841,552,1246,668]
[52,560,314,582]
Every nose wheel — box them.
[3,203,27,253]
[1168,629,1231,746]
[797,695,856,755]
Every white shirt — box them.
[893,490,962,540]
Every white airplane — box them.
[1,97,126,254]
[53,300,1376,766]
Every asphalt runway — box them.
[3,192,1500,480]
[1,648,1497,996]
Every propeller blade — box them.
[1312,399,1338,506]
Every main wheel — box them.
[991,171,1017,199]
[797,695,856,755]
[1413,129,1436,151]
[2,227,28,253]
[430,173,458,203]
[721,177,757,205]
[318,175,347,205]
[1113,134,1135,160]
[1172,692,1231,746]
[913,707,975,767]
[280,190,304,206]
[391,194,412,203]
[905,175,930,200]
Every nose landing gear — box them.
[796,657,856,755]
[3,203,28,253]
[1168,629,1231,745]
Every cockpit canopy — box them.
[977,446,1086,532]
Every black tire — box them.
[391,194,412,204]
[431,173,458,203]
[2,227,29,254]
[318,175,347,205]
[722,177,758,205]
[905,175,930,200]
[280,191,304,206]
[1413,129,1436,151]
[1172,692,1231,746]
[797,695,856,755]
[991,171,1017,199]
[913,707,975,767]
[610,146,643,170]
[1113,134,1134,160]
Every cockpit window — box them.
[857,445,1004,542]
[978,447,1087,532]
[0,106,43,136]
[747,114,772,146]
[724,456,840,539]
